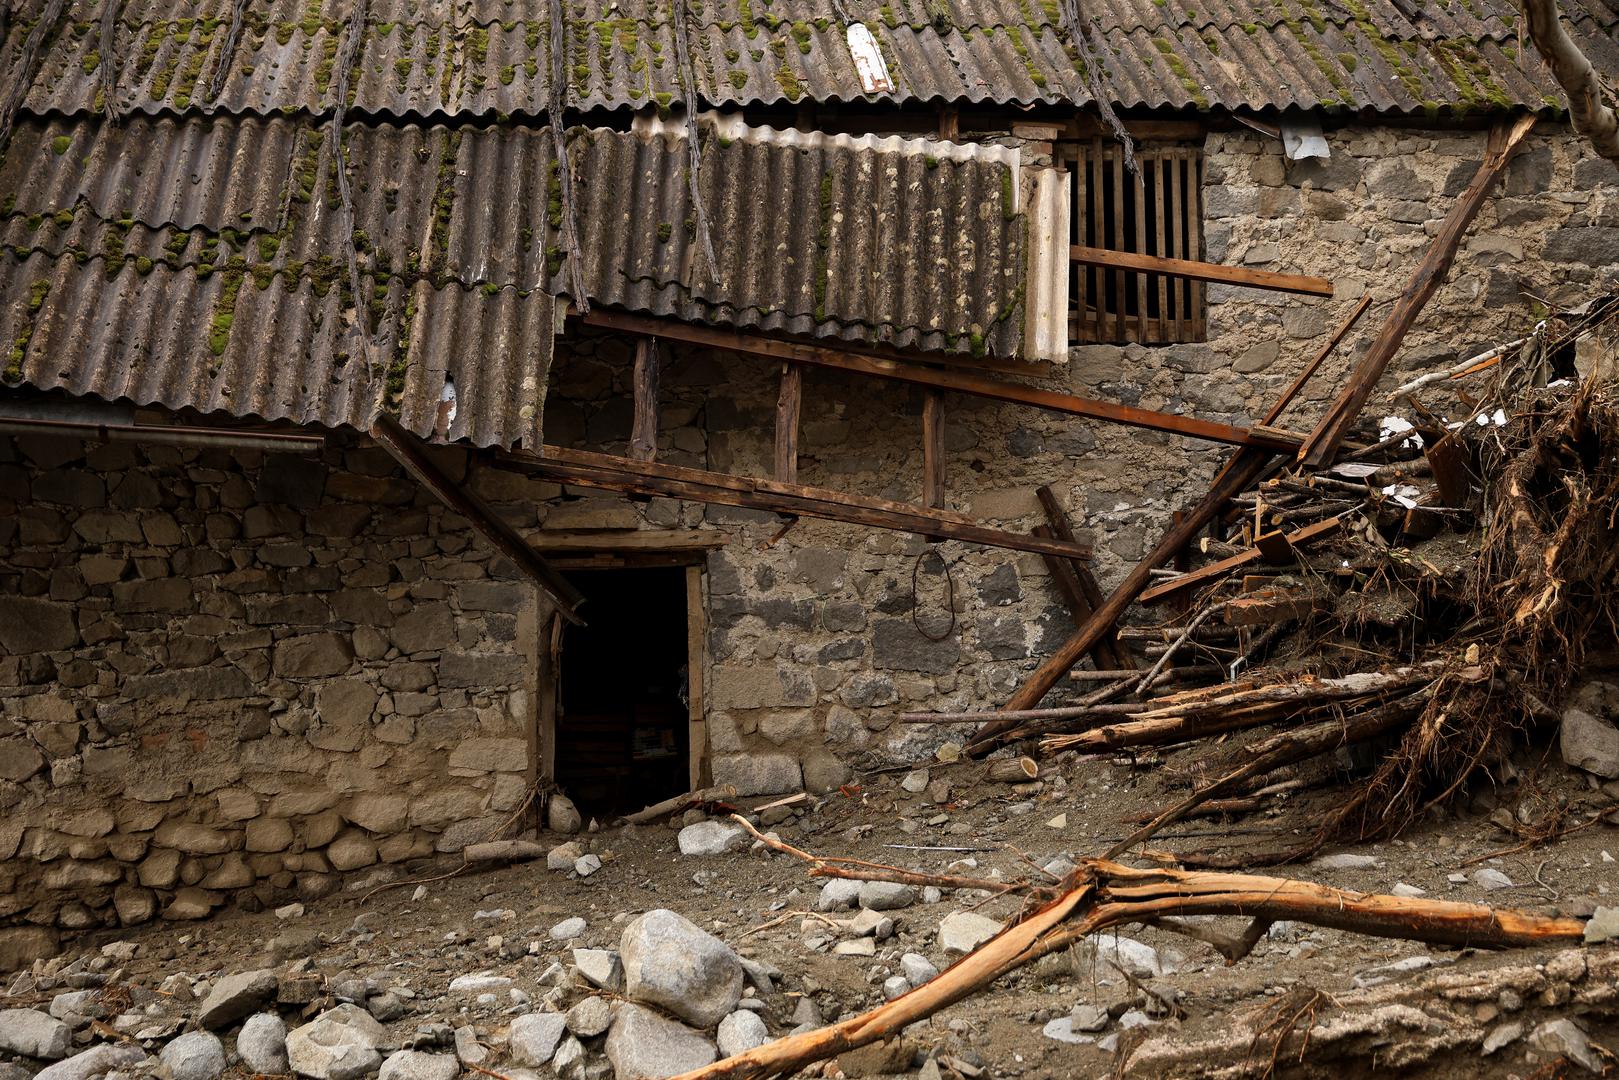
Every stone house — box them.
[0,0,1617,943]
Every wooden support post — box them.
[1034,485,1129,669]
[370,414,584,623]
[775,363,802,484]
[921,389,945,510]
[1068,245,1334,297]
[630,337,660,462]
[1298,115,1537,467]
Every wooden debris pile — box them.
[958,294,1619,864]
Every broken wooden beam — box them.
[774,362,802,483]
[580,310,1304,451]
[969,448,1277,750]
[921,389,945,510]
[500,445,1094,562]
[1297,115,1537,467]
[1036,486,1130,670]
[1221,587,1329,626]
[1264,294,1374,425]
[1068,245,1335,297]
[1137,515,1345,605]
[370,414,584,624]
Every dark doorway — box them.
[555,567,690,818]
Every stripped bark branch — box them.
[1521,0,1619,167]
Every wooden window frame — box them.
[1060,139,1208,346]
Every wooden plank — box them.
[507,445,1096,561]
[1069,245,1334,297]
[1298,115,1537,467]
[370,413,585,624]
[1167,148,1185,339]
[1132,159,1149,344]
[1035,485,1130,670]
[774,362,802,483]
[1090,136,1104,338]
[685,564,707,790]
[1110,144,1126,343]
[1253,528,1295,564]
[523,529,730,552]
[922,389,945,509]
[630,336,660,461]
[1426,433,1471,506]
[1187,150,1206,341]
[1153,152,1169,343]
[580,311,1304,451]
[1137,515,1346,605]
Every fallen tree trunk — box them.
[1522,0,1619,168]
[673,858,1586,1080]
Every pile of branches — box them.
[956,296,1619,862]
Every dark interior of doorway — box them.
[556,567,689,818]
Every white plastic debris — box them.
[1379,415,1424,450]
[1380,483,1424,509]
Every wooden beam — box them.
[580,310,1303,451]
[969,447,1276,750]
[1263,294,1373,426]
[525,530,729,553]
[1297,115,1536,468]
[630,337,660,461]
[1069,245,1334,297]
[1137,515,1346,605]
[1035,486,1129,670]
[501,445,1094,562]
[775,363,802,483]
[921,389,945,509]
[370,414,585,624]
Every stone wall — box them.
[0,431,540,937]
[2,119,1615,938]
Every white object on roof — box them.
[1280,116,1330,161]
[846,23,895,94]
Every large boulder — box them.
[0,1009,71,1059]
[676,822,745,856]
[238,1014,290,1074]
[159,1031,226,1080]
[1562,699,1619,779]
[197,969,278,1029]
[621,909,743,1028]
[286,1005,390,1080]
[604,1005,716,1079]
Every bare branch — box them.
[1522,0,1619,168]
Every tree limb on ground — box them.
[673,852,1588,1080]
[1522,0,1619,168]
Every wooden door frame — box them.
[535,531,723,800]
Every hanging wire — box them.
[326,0,379,389]
[210,0,251,102]
[670,0,717,284]
[911,548,958,642]
[98,0,123,118]
[0,0,68,156]
[547,0,592,312]
[1057,0,1138,174]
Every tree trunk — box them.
[1523,0,1619,168]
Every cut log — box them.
[461,840,547,863]
[986,757,1040,783]
[618,784,738,825]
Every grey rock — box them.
[1473,868,1514,890]
[881,976,910,1000]
[816,880,861,911]
[546,843,583,871]
[857,881,915,911]
[621,909,743,1028]
[604,1005,716,1079]
[238,1014,290,1074]
[47,991,103,1028]
[574,854,602,877]
[286,1005,390,1080]
[550,918,587,941]
[1082,935,1164,978]
[550,1037,584,1080]
[1482,1020,1524,1056]
[377,1052,458,1080]
[938,912,1002,955]
[198,969,279,1029]
[1584,906,1619,943]
[547,795,583,835]
[1561,706,1619,778]
[366,994,407,1023]
[448,974,512,994]
[0,1008,72,1059]
[34,1044,147,1080]
[1543,227,1619,268]
[1309,853,1381,871]
[159,1032,226,1080]
[677,822,746,857]
[1070,1004,1109,1033]
[508,1014,567,1067]
[572,949,623,991]
[1529,1018,1603,1073]
[900,954,938,986]
[565,998,611,1039]
[451,1028,484,1067]
[709,754,802,797]
[716,1011,769,1057]
[1119,1009,1154,1030]
[1041,1018,1094,1045]
[1391,882,1427,897]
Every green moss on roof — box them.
[50,136,71,155]
[4,280,50,384]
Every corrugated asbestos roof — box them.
[1,116,1025,444]
[4,0,1613,117]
